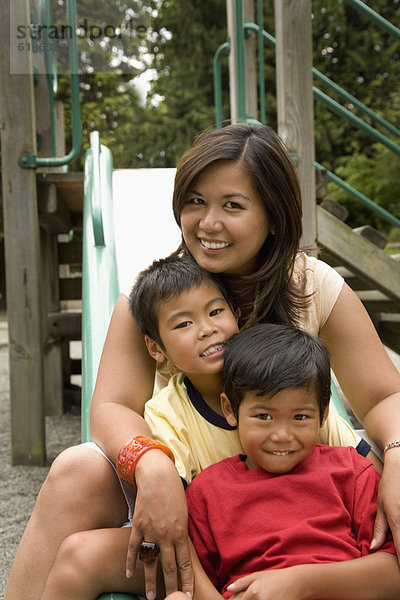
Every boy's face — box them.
[149,281,238,378]
[222,387,327,474]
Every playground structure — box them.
[0,0,399,520]
[1,1,399,598]
[1,0,400,460]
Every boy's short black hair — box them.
[223,323,331,424]
[129,254,234,349]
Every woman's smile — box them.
[199,238,233,251]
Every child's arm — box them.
[226,552,400,600]
[189,538,224,600]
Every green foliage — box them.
[311,0,400,231]
[327,145,400,231]
[129,0,229,166]
[45,0,400,235]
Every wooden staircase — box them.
[37,171,84,414]
[316,198,400,356]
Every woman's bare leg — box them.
[40,528,165,600]
[5,445,128,600]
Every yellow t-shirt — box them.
[145,372,359,485]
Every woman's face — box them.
[179,161,273,275]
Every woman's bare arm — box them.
[320,283,400,432]
[320,283,400,556]
[90,294,156,461]
[90,294,193,597]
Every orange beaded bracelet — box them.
[117,436,175,487]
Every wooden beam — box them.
[274,0,316,245]
[317,206,400,303]
[58,239,82,265]
[38,182,71,233]
[333,266,376,291]
[37,172,84,213]
[47,311,82,340]
[59,278,83,301]
[41,229,64,416]
[356,290,400,314]
[0,0,46,464]
[373,314,400,356]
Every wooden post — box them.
[274,0,316,246]
[0,0,46,464]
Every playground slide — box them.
[82,132,180,600]
[82,132,181,441]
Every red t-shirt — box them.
[186,445,395,598]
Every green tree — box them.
[311,0,400,232]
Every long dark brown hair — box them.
[172,123,307,328]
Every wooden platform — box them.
[37,171,84,214]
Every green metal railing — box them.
[19,0,82,168]
[81,131,119,442]
[214,1,400,230]
[315,162,400,229]
[344,0,400,40]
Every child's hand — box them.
[227,565,306,600]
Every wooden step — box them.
[317,206,400,304]
[373,314,400,355]
[352,225,387,249]
[356,290,400,314]
[37,172,84,214]
[38,182,71,234]
[58,240,82,266]
[334,267,374,291]
[320,198,349,222]
[47,311,82,340]
[59,277,82,301]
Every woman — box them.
[6,124,400,600]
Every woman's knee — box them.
[48,531,99,593]
[36,445,127,526]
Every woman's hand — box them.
[228,566,306,600]
[372,449,400,559]
[127,450,193,600]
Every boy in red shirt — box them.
[168,324,400,600]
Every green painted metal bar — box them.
[330,381,353,427]
[82,135,140,600]
[90,132,105,247]
[40,0,57,156]
[245,21,276,48]
[313,86,400,157]
[313,69,400,140]
[213,40,230,128]
[256,0,266,124]
[343,0,400,40]
[234,0,246,121]
[97,595,140,600]
[246,24,400,141]
[19,0,82,168]
[315,161,400,228]
[81,132,119,442]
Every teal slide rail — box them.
[82,131,119,442]
[82,132,140,600]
